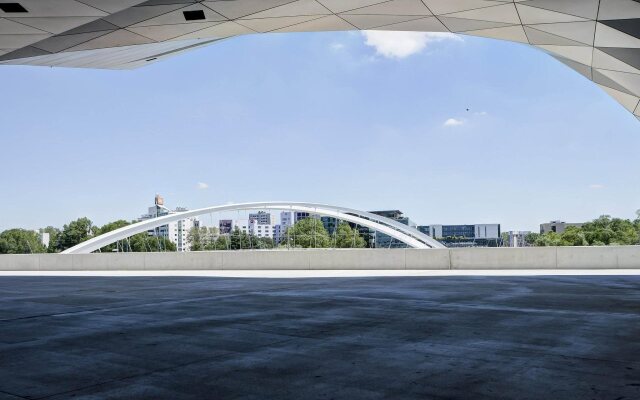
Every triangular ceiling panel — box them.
[238,15,324,32]
[0,0,638,122]
[552,54,593,79]
[592,48,640,74]
[67,29,154,52]
[598,84,640,112]
[246,0,331,19]
[370,16,448,32]
[516,4,587,24]
[342,0,432,16]
[174,21,254,40]
[203,0,297,19]
[440,16,515,32]
[527,21,596,46]
[599,19,640,40]
[421,0,504,15]
[463,25,529,44]
[317,0,387,14]
[597,0,640,20]
[597,47,640,70]
[596,68,640,97]
[524,26,587,46]
[340,14,425,30]
[445,4,521,25]
[594,23,640,48]
[592,69,635,95]
[274,15,354,32]
[518,0,599,20]
[538,44,593,65]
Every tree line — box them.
[0,217,175,254]
[188,218,367,250]
[523,213,640,247]
[0,216,367,254]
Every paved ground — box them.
[0,275,639,400]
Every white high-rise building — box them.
[280,211,294,229]
[138,195,199,252]
[274,224,283,244]
[234,219,275,239]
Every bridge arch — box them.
[62,202,445,254]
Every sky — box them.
[1,30,639,232]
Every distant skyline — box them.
[1,31,639,232]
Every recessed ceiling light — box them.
[183,10,205,21]
[0,3,28,13]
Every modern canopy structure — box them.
[61,201,446,254]
[0,0,639,120]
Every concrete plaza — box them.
[0,274,639,399]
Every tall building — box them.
[249,211,271,225]
[280,211,294,230]
[273,224,284,244]
[138,195,198,252]
[540,221,584,234]
[234,219,275,239]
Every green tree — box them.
[500,232,510,247]
[334,222,366,248]
[0,229,46,254]
[127,233,176,252]
[524,232,540,246]
[188,226,205,251]
[105,233,175,252]
[581,215,638,245]
[188,226,220,251]
[559,226,588,246]
[222,227,259,250]
[531,214,640,247]
[535,231,563,246]
[97,220,130,235]
[41,226,61,253]
[253,236,275,249]
[282,218,331,248]
[57,217,95,251]
[95,220,131,252]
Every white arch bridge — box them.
[62,202,445,254]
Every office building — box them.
[540,221,584,234]
[234,220,275,239]
[249,211,271,225]
[420,224,501,247]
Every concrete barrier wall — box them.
[0,247,639,271]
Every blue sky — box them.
[1,30,639,232]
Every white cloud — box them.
[196,182,209,190]
[330,43,345,50]
[588,184,605,190]
[362,31,461,59]
[444,118,464,127]
[474,111,488,116]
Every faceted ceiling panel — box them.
[0,0,638,120]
